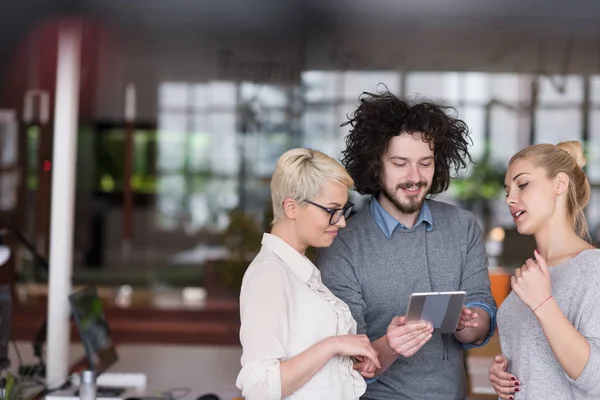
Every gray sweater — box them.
[315,199,496,400]
[498,249,600,399]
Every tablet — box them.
[406,291,466,333]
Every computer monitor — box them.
[69,286,118,376]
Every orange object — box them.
[489,269,512,307]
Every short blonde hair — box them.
[509,141,591,241]
[270,148,354,223]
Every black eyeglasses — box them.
[303,200,355,225]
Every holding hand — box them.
[328,334,381,370]
[488,354,521,399]
[386,316,433,357]
[352,355,377,378]
[456,307,479,331]
[511,250,552,311]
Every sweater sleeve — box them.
[459,210,497,347]
[564,261,600,395]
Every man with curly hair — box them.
[315,90,497,400]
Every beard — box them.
[381,180,429,215]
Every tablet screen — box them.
[406,291,466,333]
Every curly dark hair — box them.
[341,90,473,197]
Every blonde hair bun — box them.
[557,141,586,169]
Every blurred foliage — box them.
[215,208,264,292]
[0,373,41,400]
[451,148,507,238]
[94,129,160,194]
[216,199,318,292]
[261,199,318,260]
[452,153,506,203]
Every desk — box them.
[45,388,140,400]
[9,342,243,400]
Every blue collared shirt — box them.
[367,197,496,354]
[369,197,433,238]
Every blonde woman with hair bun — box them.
[488,141,600,399]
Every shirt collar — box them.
[261,233,315,283]
[369,197,434,239]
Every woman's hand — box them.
[327,334,381,369]
[488,354,520,399]
[511,250,552,311]
[352,355,377,378]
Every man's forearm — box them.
[371,335,399,376]
[454,307,491,345]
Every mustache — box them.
[397,181,428,190]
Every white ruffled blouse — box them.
[236,233,367,400]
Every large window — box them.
[535,76,583,146]
[302,71,401,161]
[67,70,600,286]
[157,81,239,231]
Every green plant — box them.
[215,208,264,292]
[0,373,41,400]
[451,151,506,238]
[262,199,317,261]
[216,200,321,292]
[451,154,506,203]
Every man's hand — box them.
[386,316,433,357]
[456,306,479,331]
[488,354,520,399]
[454,306,491,345]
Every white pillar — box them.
[46,21,82,388]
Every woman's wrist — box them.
[321,336,340,357]
[532,295,553,314]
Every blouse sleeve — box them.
[236,261,291,400]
